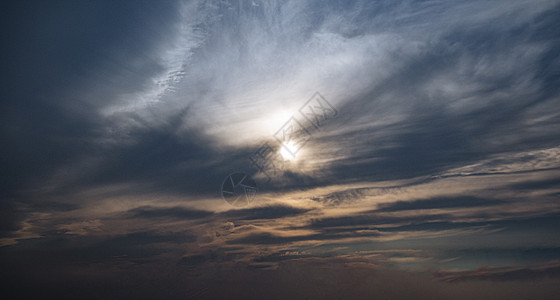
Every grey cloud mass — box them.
[1,0,560,299]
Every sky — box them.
[1,0,560,299]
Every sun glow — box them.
[280,141,298,160]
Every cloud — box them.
[125,206,214,220]
[435,262,560,282]
[3,0,559,202]
[376,196,505,212]
[1,1,560,297]
[220,205,310,220]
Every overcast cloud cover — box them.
[1,0,560,299]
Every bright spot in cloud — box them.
[280,141,298,160]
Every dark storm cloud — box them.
[72,231,196,259]
[126,205,213,220]
[1,230,196,266]
[508,176,560,190]
[376,196,505,212]
[306,209,560,234]
[69,114,255,197]
[178,251,220,267]
[0,0,182,196]
[307,212,453,230]
[124,204,309,221]
[0,200,23,237]
[226,232,320,245]
[178,248,247,267]
[0,198,79,238]
[220,204,310,220]
[435,263,560,282]
[0,0,215,235]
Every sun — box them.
[280,141,298,160]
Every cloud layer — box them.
[1,0,560,298]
